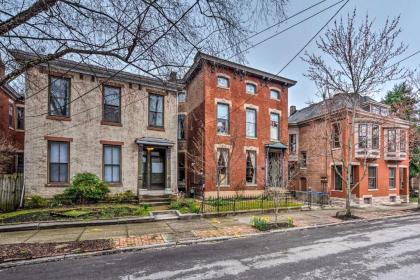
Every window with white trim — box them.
[358,124,367,148]
[103,145,121,183]
[387,129,396,152]
[270,112,280,140]
[48,141,69,183]
[246,83,256,94]
[270,89,280,100]
[217,76,229,88]
[372,125,379,149]
[8,102,13,128]
[217,148,229,185]
[400,130,406,152]
[246,108,257,137]
[217,103,229,134]
[16,106,24,130]
[368,166,377,189]
[388,167,396,189]
[246,150,256,184]
[289,134,297,154]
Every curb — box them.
[0,211,418,269]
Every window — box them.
[177,91,186,102]
[103,86,121,123]
[217,103,229,134]
[368,166,377,189]
[371,105,380,114]
[333,165,342,191]
[8,102,13,128]
[246,108,257,137]
[177,115,185,140]
[399,167,406,190]
[246,150,256,184]
[289,134,297,154]
[178,153,185,184]
[300,151,307,168]
[15,153,24,173]
[332,123,341,148]
[389,167,396,189]
[350,165,357,186]
[358,124,368,148]
[387,129,396,152]
[48,141,69,183]
[270,89,280,100]
[103,145,121,183]
[246,83,256,94]
[217,76,229,88]
[16,107,24,130]
[270,113,280,140]
[372,125,379,149]
[49,76,70,117]
[149,94,164,127]
[400,130,406,152]
[217,148,229,185]
[380,108,389,116]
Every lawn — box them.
[410,196,418,203]
[204,199,303,212]
[0,204,157,224]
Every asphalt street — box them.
[1,215,420,280]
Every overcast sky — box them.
[244,0,420,110]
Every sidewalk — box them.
[1,204,418,264]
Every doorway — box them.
[142,147,166,189]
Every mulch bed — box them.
[335,214,362,221]
[0,240,113,263]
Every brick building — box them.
[288,93,410,205]
[13,51,180,198]
[182,53,296,197]
[0,61,24,174]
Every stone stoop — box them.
[139,194,176,206]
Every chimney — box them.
[290,105,297,116]
[0,60,5,77]
[169,71,178,82]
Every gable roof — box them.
[288,93,390,125]
[183,52,297,87]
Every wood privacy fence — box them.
[0,173,24,212]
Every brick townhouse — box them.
[181,53,296,197]
[0,60,24,174]
[288,94,410,205]
[12,50,181,198]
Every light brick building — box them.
[288,94,410,205]
[13,51,180,197]
[0,61,24,174]
[181,53,296,197]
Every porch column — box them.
[165,147,172,194]
[137,144,144,196]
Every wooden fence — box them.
[0,173,24,212]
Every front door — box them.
[143,147,166,189]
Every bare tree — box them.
[303,10,407,217]
[0,132,19,174]
[267,155,287,223]
[0,0,288,86]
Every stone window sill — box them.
[101,120,122,127]
[148,126,165,131]
[107,183,123,187]
[47,115,71,121]
[45,183,70,188]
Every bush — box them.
[250,216,269,231]
[50,193,74,207]
[105,190,137,203]
[62,173,110,204]
[169,198,200,214]
[134,205,151,216]
[287,216,294,227]
[25,195,49,209]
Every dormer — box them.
[361,101,390,116]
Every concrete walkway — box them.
[0,204,418,249]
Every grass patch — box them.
[169,199,200,214]
[410,196,418,203]
[0,204,153,224]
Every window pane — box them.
[50,77,69,116]
[59,163,68,182]
[104,166,113,182]
[270,90,279,99]
[217,104,229,134]
[270,113,279,140]
[104,146,112,164]
[104,86,120,106]
[246,83,256,94]
[246,109,256,137]
[112,147,120,164]
[217,76,229,88]
[17,107,24,129]
[50,164,59,182]
[50,143,60,163]
[59,143,68,163]
[112,166,120,182]
[217,104,229,119]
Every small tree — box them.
[267,154,287,223]
[303,10,407,217]
[0,132,19,174]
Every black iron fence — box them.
[200,193,302,214]
[293,190,330,207]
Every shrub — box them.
[50,193,74,207]
[25,195,49,209]
[287,216,294,227]
[105,190,137,203]
[134,205,151,216]
[169,198,200,214]
[250,216,269,231]
[62,173,110,204]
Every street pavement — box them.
[1,214,420,279]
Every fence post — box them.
[308,189,312,210]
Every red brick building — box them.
[288,94,410,205]
[0,61,24,174]
[181,53,296,197]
